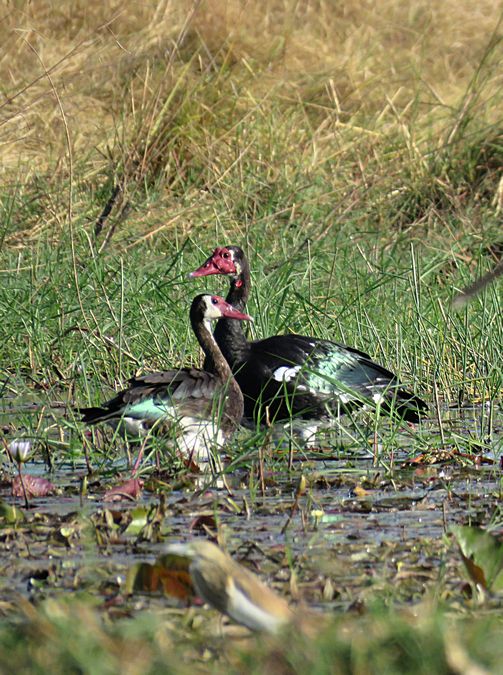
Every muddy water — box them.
[0,403,501,611]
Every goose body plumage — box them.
[190,246,428,425]
[79,294,252,460]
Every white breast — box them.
[177,417,227,464]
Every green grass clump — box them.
[0,228,500,467]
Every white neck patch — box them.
[203,296,223,320]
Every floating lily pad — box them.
[104,478,143,502]
[11,475,56,498]
[0,500,25,524]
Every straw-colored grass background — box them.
[1,1,502,244]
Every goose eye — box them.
[222,252,229,258]
[211,297,219,305]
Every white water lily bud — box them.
[8,440,33,463]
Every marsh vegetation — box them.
[0,1,502,672]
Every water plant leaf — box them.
[0,499,25,524]
[189,514,217,533]
[11,475,56,498]
[404,448,494,467]
[123,506,150,536]
[351,485,370,497]
[126,556,193,600]
[125,563,161,594]
[104,478,144,502]
[451,525,503,594]
[159,567,194,599]
[155,555,194,600]
[155,551,192,569]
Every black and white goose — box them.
[190,246,428,426]
[79,294,252,462]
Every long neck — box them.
[193,317,244,429]
[226,259,251,309]
[212,260,251,365]
[192,321,241,394]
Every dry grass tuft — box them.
[0,0,502,243]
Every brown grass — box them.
[0,1,502,243]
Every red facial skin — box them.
[210,295,252,322]
[190,247,237,277]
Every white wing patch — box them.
[104,413,228,465]
[177,417,226,463]
[226,578,287,634]
[272,365,302,382]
